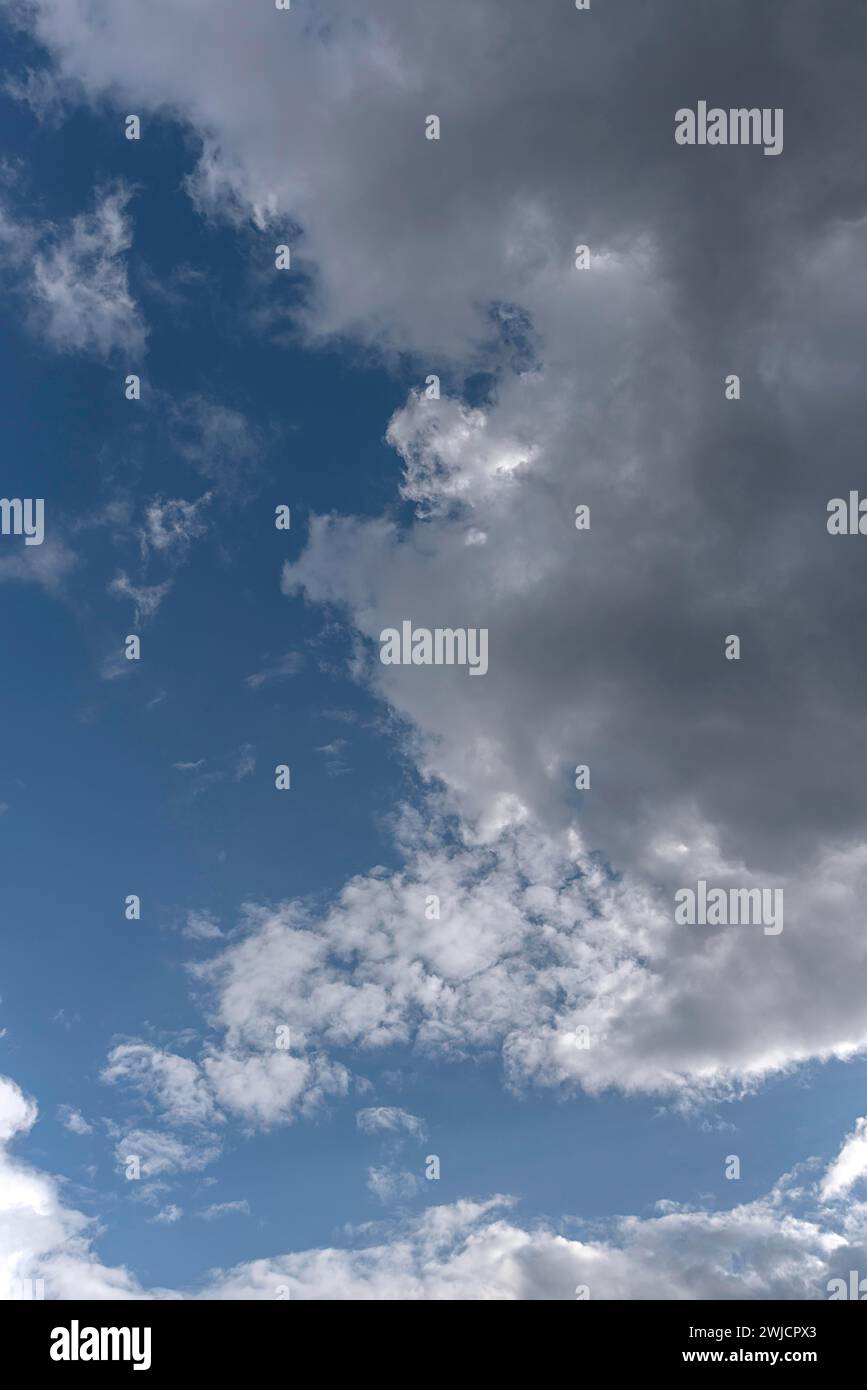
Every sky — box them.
[2,0,867,1301]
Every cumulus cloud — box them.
[4,1066,867,1301]
[199,1049,350,1129]
[198,1191,850,1302]
[820,1118,867,1204]
[0,1074,36,1143]
[13,0,867,1290]
[108,1126,220,1180]
[101,1037,351,1137]
[183,814,867,1099]
[102,1043,219,1129]
[0,1075,153,1299]
[20,0,867,1094]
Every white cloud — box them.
[57,1105,92,1137]
[357,1107,427,1141]
[183,910,224,942]
[197,1200,250,1222]
[109,1127,220,1180]
[234,745,255,781]
[366,1165,418,1205]
[150,1204,183,1225]
[0,1074,36,1143]
[141,495,211,559]
[101,1035,351,1136]
[4,1067,867,1301]
[169,746,257,799]
[313,738,350,776]
[12,0,867,1294]
[245,652,305,688]
[182,819,777,1097]
[820,1118,867,1203]
[0,1075,154,1299]
[16,0,867,1112]
[100,647,137,682]
[199,1192,847,1302]
[108,571,173,625]
[32,185,144,356]
[3,65,73,126]
[102,1044,219,1128]
[200,1049,350,1129]
[0,183,145,359]
[0,537,78,594]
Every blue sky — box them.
[3,0,867,1301]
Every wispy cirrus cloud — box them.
[197,1200,250,1222]
[0,183,145,359]
[245,652,305,689]
[357,1107,427,1141]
